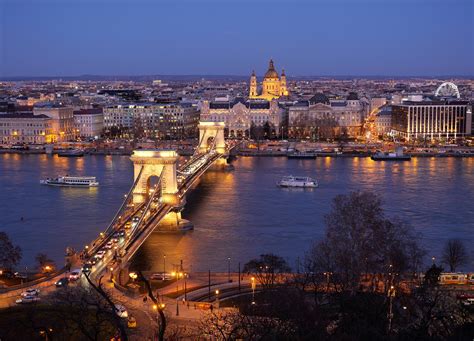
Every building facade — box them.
[249,59,289,101]
[374,105,392,136]
[200,98,283,138]
[103,102,199,139]
[288,93,366,139]
[73,108,104,138]
[33,104,76,142]
[0,113,53,144]
[391,100,471,141]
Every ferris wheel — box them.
[435,82,460,98]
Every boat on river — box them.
[277,176,318,188]
[57,149,84,157]
[287,151,316,159]
[371,147,411,161]
[40,176,99,187]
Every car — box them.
[104,241,114,249]
[16,296,40,304]
[149,272,173,281]
[82,263,92,274]
[89,257,98,265]
[132,216,140,223]
[127,316,137,328]
[115,304,128,318]
[118,230,126,237]
[14,272,27,279]
[55,277,69,287]
[111,237,119,244]
[21,288,40,297]
[68,269,81,281]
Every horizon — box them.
[1,0,473,77]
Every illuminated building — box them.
[73,108,104,138]
[391,100,471,141]
[288,93,366,139]
[33,104,76,142]
[0,113,53,144]
[200,97,283,138]
[249,59,289,101]
[103,102,199,139]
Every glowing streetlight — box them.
[251,277,256,305]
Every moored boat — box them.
[277,175,318,188]
[287,151,316,159]
[40,176,99,187]
[57,149,84,157]
[371,147,411,161]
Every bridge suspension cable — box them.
[123,167,166,249]
[102,165,145,238]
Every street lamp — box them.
[387,285,396,334]
[215,289,220,309]
[251,277,256,305]
[163,254,166,279]
[227,257,231,282]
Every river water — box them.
[1,154,473,272]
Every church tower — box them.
[280,68,289,96]
[249,70,258,98]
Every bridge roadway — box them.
[86,142,236,280]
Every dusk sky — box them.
[1,0,473,77]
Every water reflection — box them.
[1,154,473,271]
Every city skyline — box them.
[1,0,473,77]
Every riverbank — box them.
[2,148,474,158]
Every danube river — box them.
[1,154,473,272]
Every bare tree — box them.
[441,239,469,272]
[306,191,425,294]
[198,310,296,341]
[243,253,291,289]
[0,231,22,270]
[136,270,167,341]
[35,252,55,272]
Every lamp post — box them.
[163,254,166,279]
[251,277,256,305]
[227,257,231,282]
[387,285,396,334]
[215,289,220,309]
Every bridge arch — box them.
[130,150,179,205]
[198,122,226,154]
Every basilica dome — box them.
[264,59,279,79]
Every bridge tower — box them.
[198,122,226,154]
[130,150,179,206]
[130,149,191,231]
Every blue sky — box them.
[1,0,473,77]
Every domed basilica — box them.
[249,59,289,101]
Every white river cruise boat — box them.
[40,176,99,187]
[277,176,318,188]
